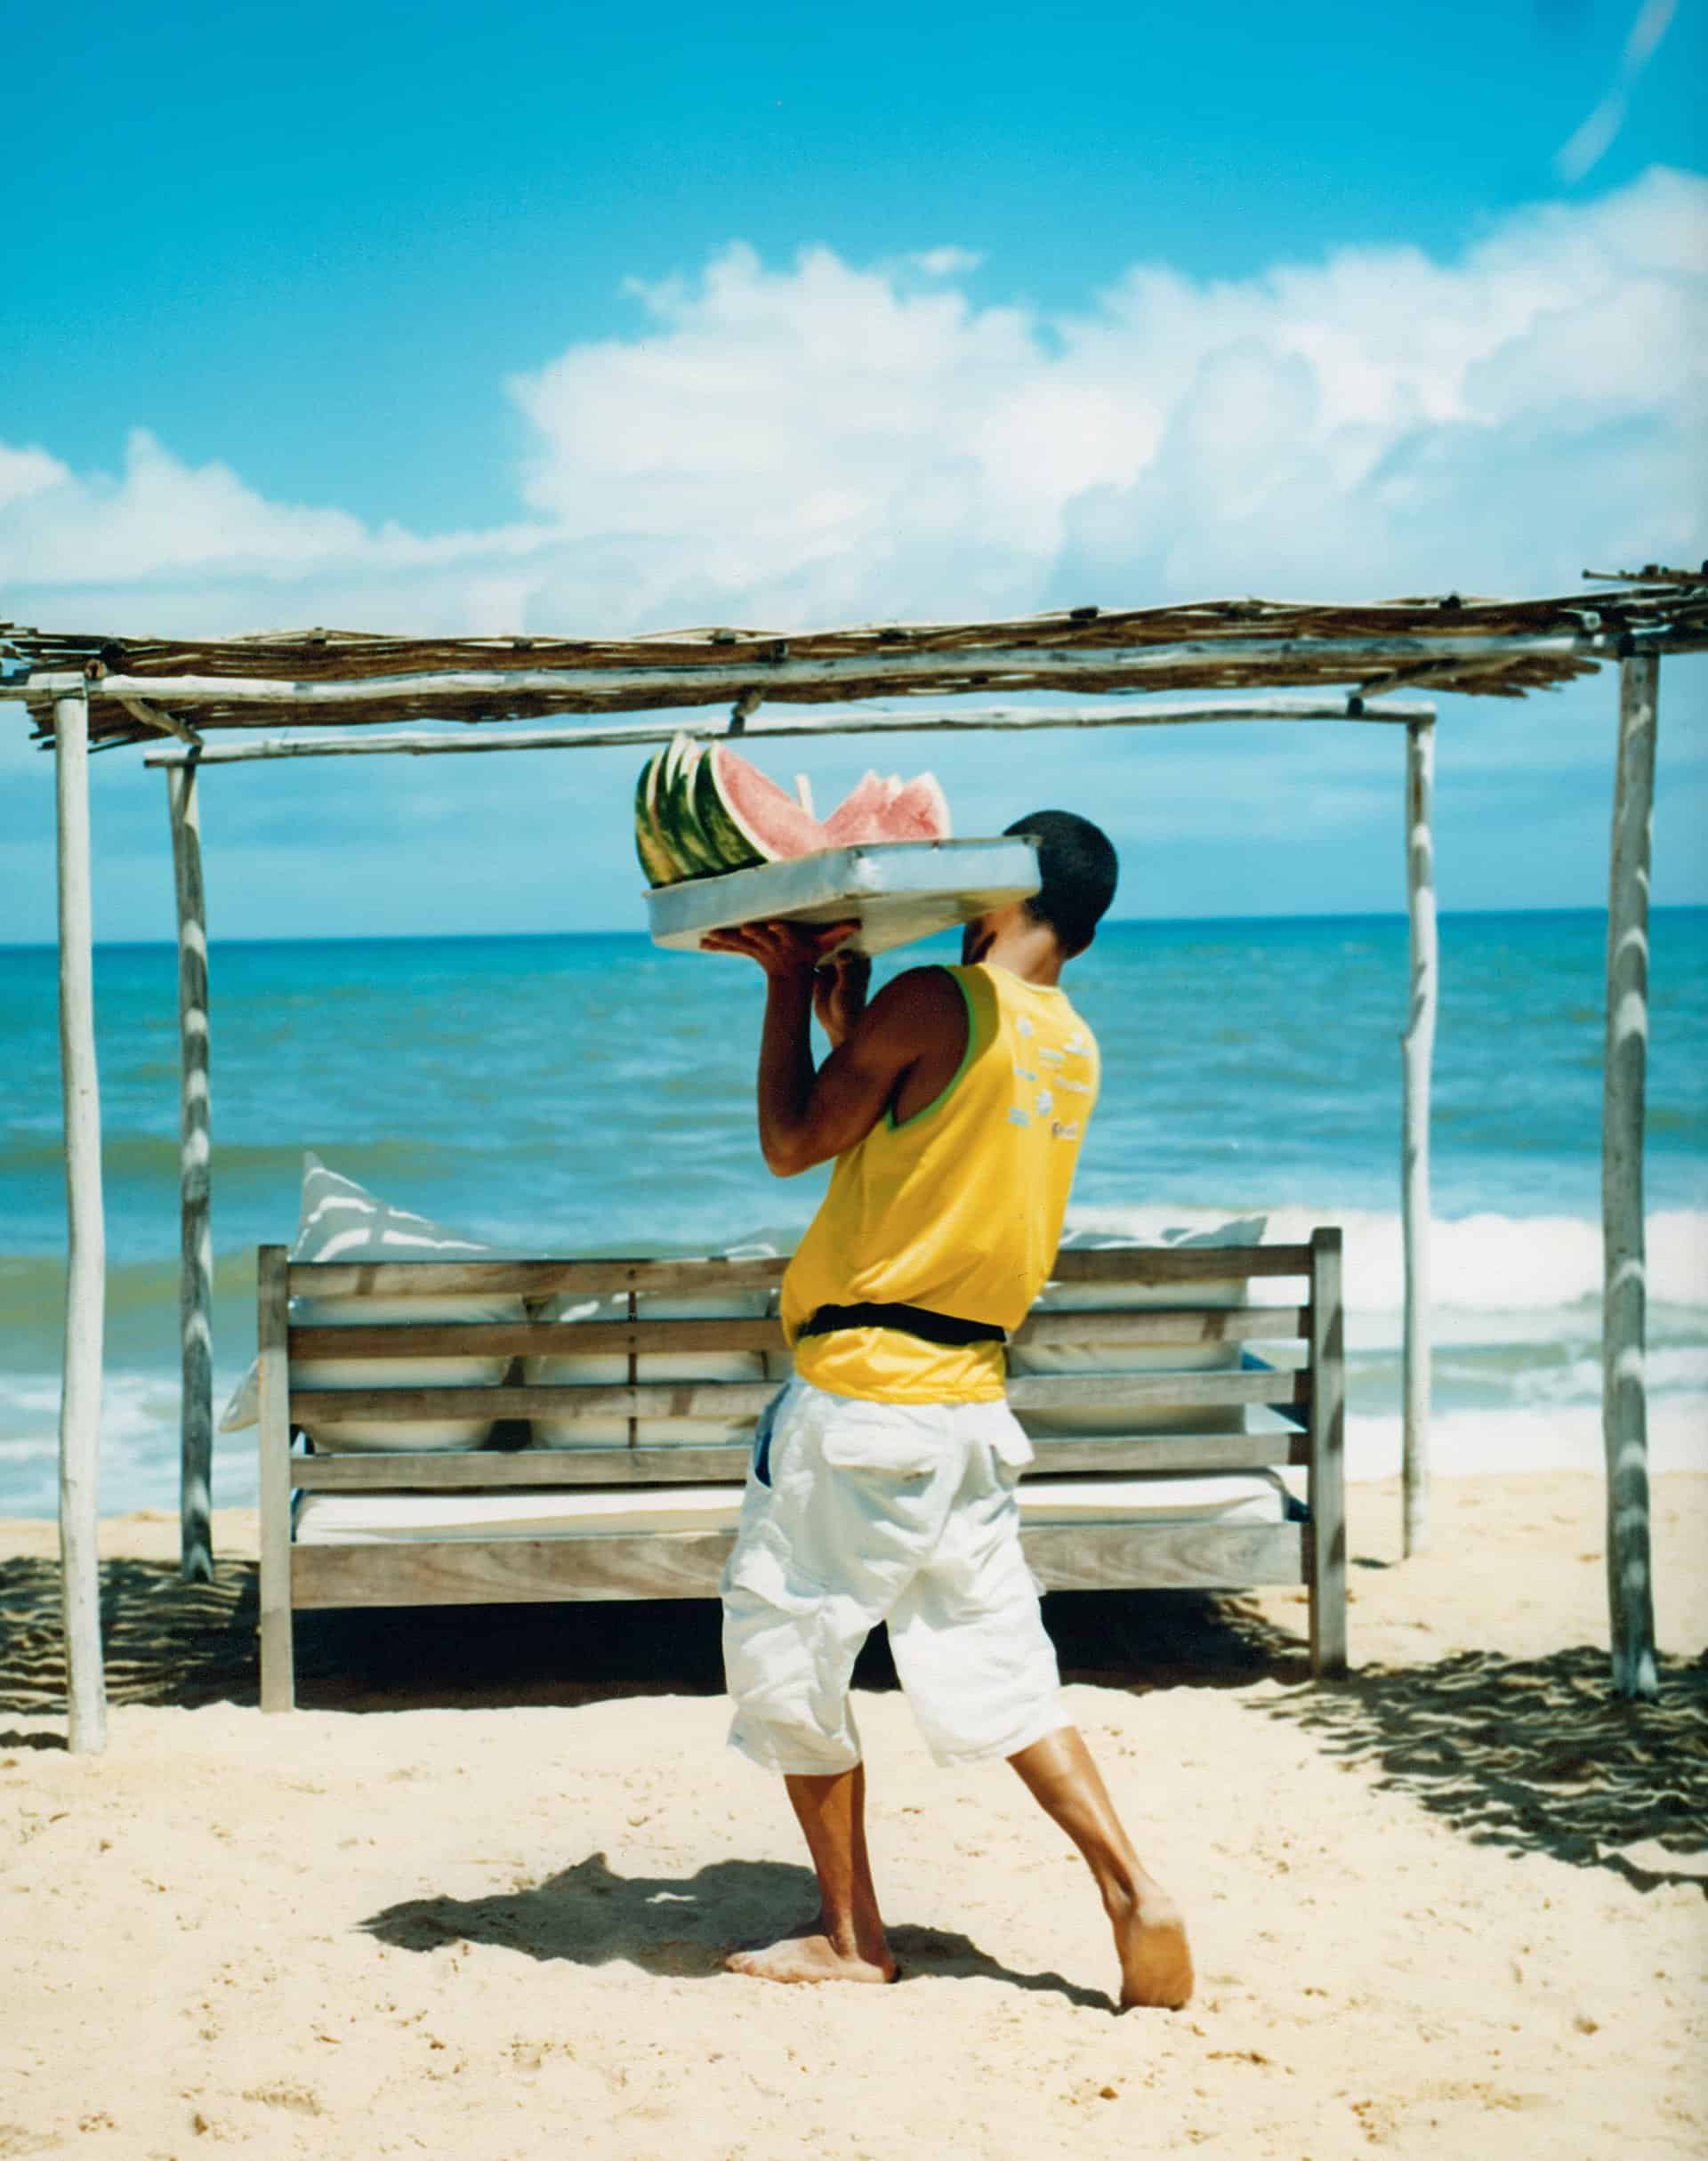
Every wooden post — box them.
[167,762,215,1582]
[1308,1227,1348,1679]
[1400,720,1438,1557]
[257,1246,295,1712]
[54,688,109,1754]
[1602,655,1661,1700]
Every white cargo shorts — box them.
[720,1378,1064,1774]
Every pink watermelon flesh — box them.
[713,745,826,859]
[876,773,951,842]
[820,770,899,846]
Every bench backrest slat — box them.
[285,1303,1311,1361]
[283,1243,1315,1300]
[269,1243,1325,1490]
[286,1366,1309,1427]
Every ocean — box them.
[3,909,1705,1516]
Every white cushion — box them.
[290,1470,1291,1544]
[520,1291,626,1446]
[1012,1218,1269,1439]
[525,1272,777,1449]
[223,1155,525,1452]
[219,1362,262,1432]
[1033,1217,1269,1310]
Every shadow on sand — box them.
[8,1553,1700,1901]
[0,1551,1306,1719]
[360,1850,1115,2011]
[1,1556,263,1720]
[1259,1645,1708,1893]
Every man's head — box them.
[1009,808,1120,951]
[960,809,1119,967]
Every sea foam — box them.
[1068,1205,1708,1316]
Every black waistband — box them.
[797,1301,1007,1349]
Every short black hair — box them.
[1003,810,1119,953]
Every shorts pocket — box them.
[723,1513,876,1637]
[984,1402,1035,1472]
[816,1398,946,1479]
[721,1525,827,1612]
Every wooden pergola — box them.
[8,566,1704,1752]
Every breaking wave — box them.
[1065,1205,1708,1316]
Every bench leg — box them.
[257,1244,296,1711]
[1308,1528,1348,1681]
[259,1585,295,1713]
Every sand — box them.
[3,1472,1705,2160]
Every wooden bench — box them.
[256,1230,1346,1710]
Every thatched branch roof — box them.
[6,568,1704,750]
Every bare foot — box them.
[1111,1884,1194,2011]
[725,1924,897,1987]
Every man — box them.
[702,810,1192,2011]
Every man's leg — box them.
[725,1762,897,1985]
[722,1386,957,1986]
[1008,1726,1194,2010]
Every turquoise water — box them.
[3,909,1705,1512]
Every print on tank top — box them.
[1011,1011,1092,1142]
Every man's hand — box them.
[813,948,872,1047]
[702,918,858,979]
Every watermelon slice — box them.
[693,751,767,874]
[698,742,826,863]
[632,739,949,884]
[652,750,697,881]
[876,772,951,843]
[661,738,722,875]
[633,753,680,887]
[652,738,689,875]
[819,770,900,847]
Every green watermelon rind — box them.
[649,748,700,883]
[694,748,767,873]
[654,738,697,875]
[664,738,721,875]
[675,741,722,875]
[646,750,686,881]
[633,753,679,887]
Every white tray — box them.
[645,839,1042,956]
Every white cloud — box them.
[3,169,1704,649]
[0,429,554,635]
[0,444,68,514]
[907,246,985,278]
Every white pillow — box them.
[1030,1217,1269,1311]
[526,1262,778,1450]
[1012,1218,1269,1439]
[520,1291,629,1447]
[219,1362,262,1432]
[222,1154,524,1452]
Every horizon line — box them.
[4,899,1707,955]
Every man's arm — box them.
[812,948,873,1049]
[701,922,962,1176]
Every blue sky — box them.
[3,0,1704,939]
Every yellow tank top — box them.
[781,962,1100,1403]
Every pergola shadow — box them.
[1255,1645,1708,1892]
[0,1556,262,1718]
[0,1554,1306,1718]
